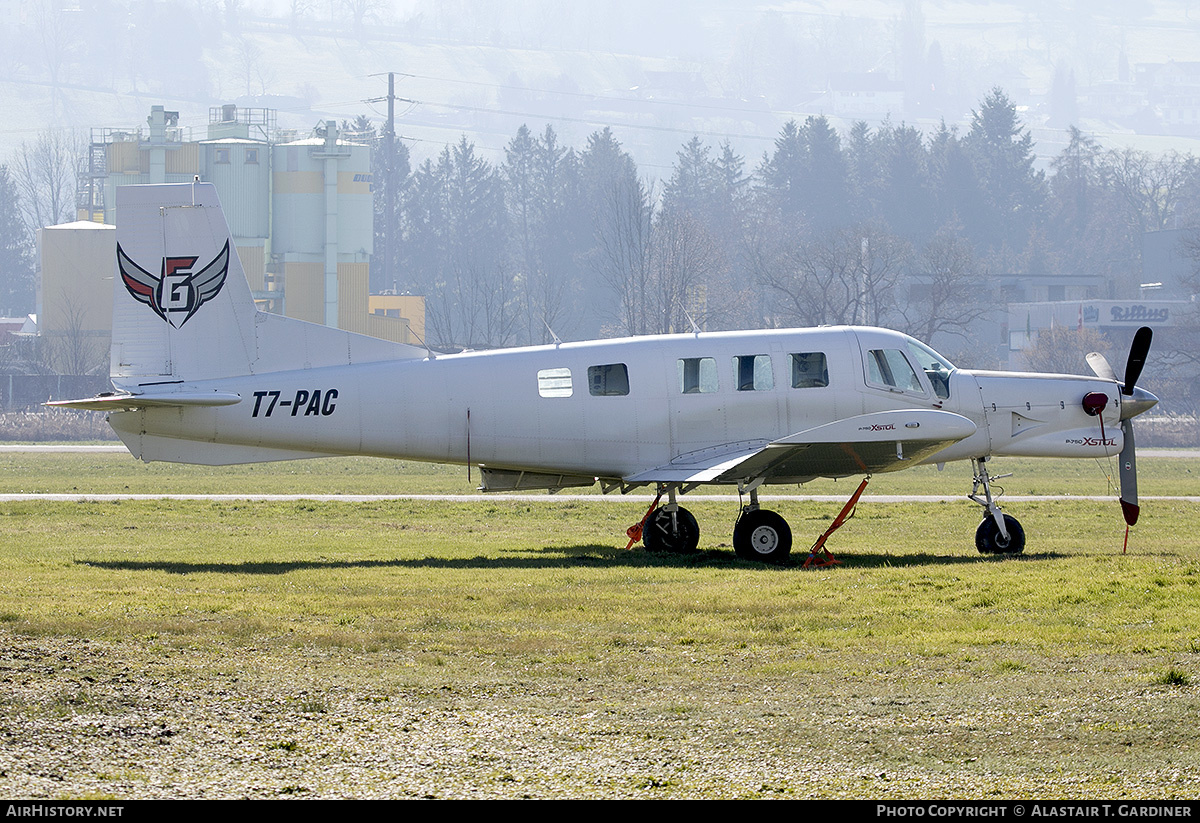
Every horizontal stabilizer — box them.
[48,390,242,411]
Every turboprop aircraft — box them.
[54,183,1160,564]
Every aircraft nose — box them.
[1121,385,1159,420]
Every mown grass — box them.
[2,450,1199,497]
[4,496,1199,681]
[2,454,1199,797]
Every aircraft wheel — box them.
[643,506,700,554]
[975,514,1025,555]
[733,509,793,564]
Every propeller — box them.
[1086,326,1157,527]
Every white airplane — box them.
[54,183,1159,564]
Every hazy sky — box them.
[3,0,1200,171]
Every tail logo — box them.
[118,241,230,328]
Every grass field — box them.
[3,449,1200,497]
[1,452,1199,798]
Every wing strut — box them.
[802,476,870,569]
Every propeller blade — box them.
[1119,419,1139,526]
[1122,326,1153,395]
[1086,351,1117,382]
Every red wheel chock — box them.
[625,492,664,549]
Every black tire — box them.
[643,506,700,554]
[975,514,1025,555]
[733,509,793,564]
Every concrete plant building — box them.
[47,104,421,369]
[37,220,116,375]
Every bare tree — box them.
[762,223,911,328]
[647,210,728,334]
[42,290,106,376]
[233,39,274,97]
[289,0,316,29]
[1022,326,1109,375]
[426,258,518,351]
[1104,148,1198,234]
[898,226,993,345]
[341,0,389,38]
[591,176,655,336]
[740,196,802,328]
[30,0,81,119]
[12,129,81,233]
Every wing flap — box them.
[623,439,769,485]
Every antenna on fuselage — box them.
[542,317,562,347]
[408,326,436,360]
[683,310,701,336]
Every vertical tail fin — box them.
[111,182,258,384]
[109,182,424,390]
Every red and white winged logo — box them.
[118,241,230,329]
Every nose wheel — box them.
[970,457,1025,555]
[975,513,1025,555]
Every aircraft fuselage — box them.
[109,325,1127,483]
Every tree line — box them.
[5,87,1200,368]
[362,88,1200,364]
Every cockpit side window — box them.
[866,349,923,394]
[905,339,954,400]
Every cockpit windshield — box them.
[905,338,956,400]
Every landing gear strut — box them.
[642,485,700,554]
[969,457,1025,555]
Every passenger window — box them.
[537,367,573,398]
[588,363,629,396]
[867,349,923,393]
[678,357,718,394]
[733,355,773,391]
[789,352,828,388]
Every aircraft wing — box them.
[624,409,977,485]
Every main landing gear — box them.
[733,484,793,564]
[640,485,701,554]
[629,460,1029,562]
[970,457,1026,555]
[629,483,796,564]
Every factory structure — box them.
[37,104,422,376]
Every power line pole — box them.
[383,71,396,292]
[369,72,414,293]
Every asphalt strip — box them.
[3,493,1199,503]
